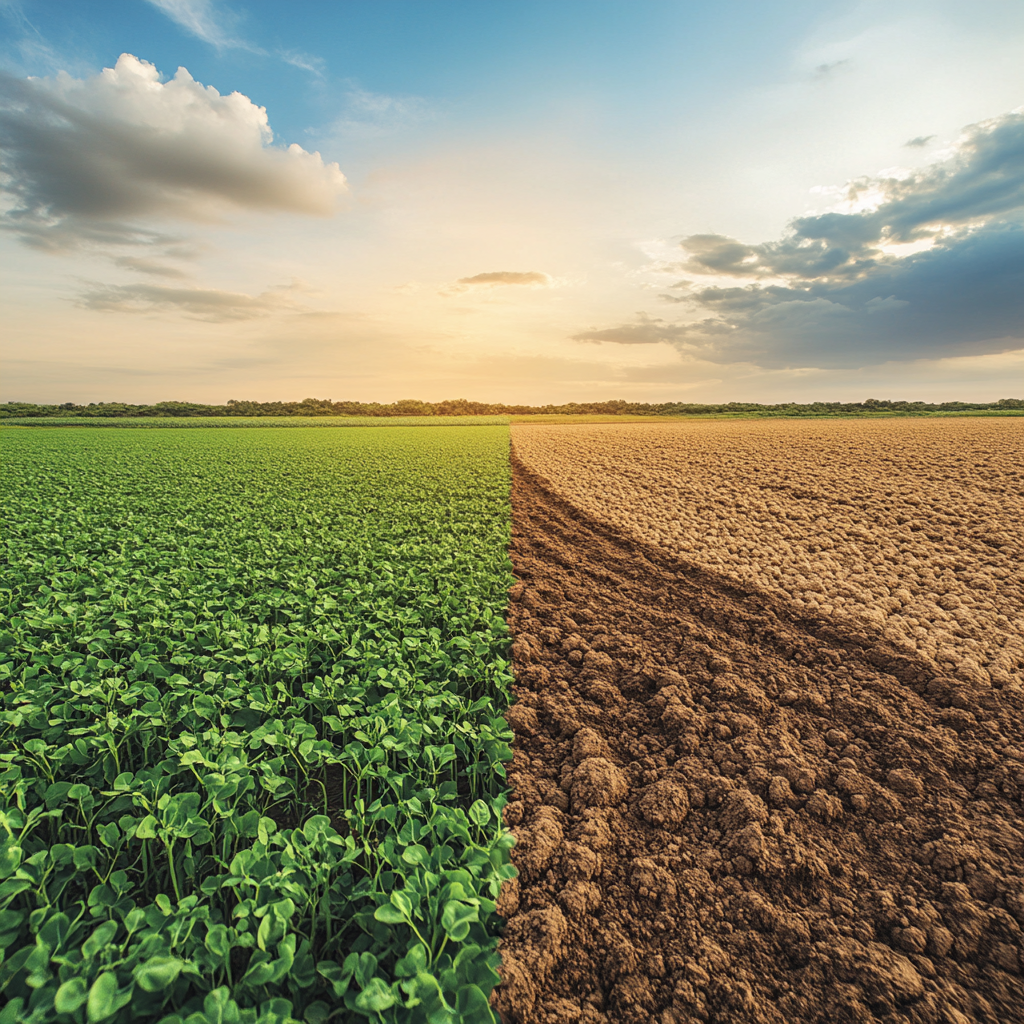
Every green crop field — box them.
[0,426,516,1024]
[0,416,510,429]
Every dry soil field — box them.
[496,418,1024,1024]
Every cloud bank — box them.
[0,54,346,250]
[580,107,1024,368]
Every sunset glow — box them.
[3,1,1023,404]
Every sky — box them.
[1,0,1023,405]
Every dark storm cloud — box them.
[585,107,1024,368]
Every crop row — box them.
[0,426,516,1024]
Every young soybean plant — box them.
[0,424,517,1024]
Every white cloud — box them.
[457,271,551,288]
[329,86,435,140]
[441,270,554,296]
[278,50,325,76]
[142,0,247,50]
[144,2,327,73]
[0,54,347,250]
[111,255,191,278]
[76,279,308,321]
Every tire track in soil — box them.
[493,455,1024,1024]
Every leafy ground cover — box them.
[0,426,516,1024]
[0,417,509,429]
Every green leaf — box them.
[50,844,75,867]
[351,952,377,989]
[241,951,275,987]
[353,977,396,1014]
[0,844,22,880]
[401,844,429,866]
[54,977,89,1014]
[201,987,240,1024]
[394,943,429,979]
[136,815,159,840]
[455,983,494,1021]
[86,972,129,1023]
[44,782,73,809]
[98,822,121,849]
[38,912,71,951]
[0,879,29,901]
[259,998,294,1024]
[373,904,406,925]
[134,955,184,992]
[82,920,118,959]
[0,999,24,1024]
[302,815,330,842]
[257,816,277,845]
[468,801,490,827]
[205,924,231,959]
[303,1002,330,1024]
[72,846,99,871]
[390,889,414,917]
[316,960,354,998]
[441,901,478,942]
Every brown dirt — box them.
[494,446,1024,1024]
[511,418,1024,694]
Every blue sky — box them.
[4,2,826,136]
[2,0,1023,403]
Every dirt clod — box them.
[638,779,690,829]
[571,757,628,809]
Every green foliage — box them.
[0,417,508,429]
[0,426,515,1023]
[1,396,1022,422]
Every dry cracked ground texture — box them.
[494,420,1024,1024]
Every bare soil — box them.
[494,451,1024,1024]
[511,418,1024,694]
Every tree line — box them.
[2,396,1022,419]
